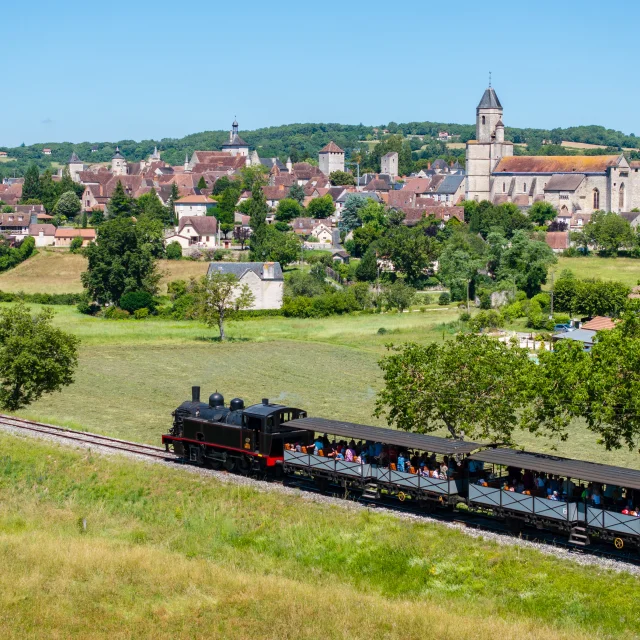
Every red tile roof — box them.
[581,316,616,331]
[319,141,344,154]
[175,195,216,204]
[545,231,570,250]
[54,228,97,239]
[494,155,621,174]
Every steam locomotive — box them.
[163,386,313,474]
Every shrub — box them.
[119,291,155,314]
[469,310,504,332]
[103,307,130,320]
[77,299,100,315]
[134,307,149,320]
[438,292,451,306]
[166,242,182,260]
[459,311,471,322]
[377,327,387,335]
[478,290,492,310]
[69,237,84,254]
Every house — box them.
[291,218,333,242]
[332,250,350,264]
[166,216,219,251]
[206,262,284,310]
[262,185,290,208]
[621,211,640,229]
[432,174,466,204]
[581,316,616,331]
[42,148,52,156]
[0,151,7,158]
[54,228,96,247]
[552,328,597,351]
[28,223,56,247]
[545,231,570,253]
[401,205,464,226]
[174,194,217,220]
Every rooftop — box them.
[206,261,284,281]
[319,141,344,154]
[581,316,616,331]
[494,155,622,174]
[477,87,502,110]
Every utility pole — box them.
[549,269,555,319]
[466,279,470,313]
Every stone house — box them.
[28,224,56,247]
[174,195,217,220]
[206,262,284,310]
[54,228,96,247]
[291,218,333,242]
[165,216,219,252]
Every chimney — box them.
[263,262,275,279]
[262,398,269,406]
[192,386,201,402]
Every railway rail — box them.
[0,414,178,462]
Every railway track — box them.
[0,414,178,461]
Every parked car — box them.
[553,323,572,333]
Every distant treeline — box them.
[2,122,639,179]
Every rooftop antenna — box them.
[489,71,492,88]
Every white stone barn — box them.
[465,86,640,214]
[207,262,284,310]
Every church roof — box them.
[69,151,81,163]
[112,147,125,160]
[543,173,586,191]
[494,155,621,174]
[222,133,249,148]
[320,141,344,154]
[477,87,502,110]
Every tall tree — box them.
[21,164,41,202]
[247,183,270,257]
[53,191,82,220]
[38,170,58,212]
[339,194,367,233]
[584,210,634,255]
[0,303,79,411]
[288,182,305,205]
[306,194,334,219]
[107,180,134,218]
[197,176,207,190]
[190,273,255,341]
[81,217,163,305]
[528,201,557,226]
[275,198,303,222]
[376,334,534,442]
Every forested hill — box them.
[1,121,639,178]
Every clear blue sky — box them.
[4,0,638,147]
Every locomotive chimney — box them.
[192,386,201,402]
[262,398,269,406]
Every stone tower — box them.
[318,141,344,176]
[111,147,128,176]
[381,152,398,178]
[221,119,249,157]
[465,86,513,201]
[68,151,85,182]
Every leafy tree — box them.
[253,226,301,267]
[56,167,85,199]
[240,165,268,191]
[233,225,251,250]
[107,181,135,218]
[166,241,183,260]
[584,210,634,255]
[0,303,79,411]
[275,198,303,222]
[339,194,367,233]
[81,217,163,305]
[553,276,630,317]
[349,223,384,257]
[38,170,58,212]
[375,334,533,442]
[383,280,416,312]
[247,183,270,257]
[288,182,305,205]
[81,211,88,228]
[528,201,557,226]
[216,184,242,225]
[375,225,435,283]
[69,237,83,254]
[306,194,334,219]
[438,246,483,302]
[197,176,207,190]
[53,190,81,219]
[137,188,172,226]
[119,290,155,313]
[89,209,104,226]
[21,164,41,202]
[212,176,232,195]
[329,170,355,186]
[190,272,255,340]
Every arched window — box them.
[503,182,506,193]
[619,183,625,210]
[593,188,599,210]
[482,116,486,125]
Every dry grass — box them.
[0,250,209,294]
[554,256,640,287]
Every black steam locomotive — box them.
[162,386,313,474]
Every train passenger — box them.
[515,480,525,494]
[548,475,560,494]
[344,445,355,462]
[439,460,448,478]
[335,450,344,460]
[294,443,302,453]
[535,473,546,490]
[591,486,602,506]
[522,469,534,490]
[397,453,406,473]
[313,437,324,455]
[549,491,559,501]
[561,477,575,497]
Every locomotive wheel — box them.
[237,457,251,476]
[614,537,624,550]
[208,459,223,470]
[398,492,406,502]
[224,458,236,472]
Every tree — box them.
[197,176,208,190]
[339,194,367,233]
[233,225,251,250]
[215,185,241,225]
[288,182,305,205]
[584,210,634,255]
[375,225,435,283]
[553,276,630,317]
[137,188,172,226]
[69,236,83,254]
[190,272,255,340]
[81,217,163,305]
[375,334,533,442]
[254,226,301,267]
[0,303,79,411]
[81,211,88,228]
[53,191,81,219]
[349,223,384,257]
[528,201,557,226]
[107,181,135,218]
[166,241,183,260]
[240,165,268,191]
[247,183,270,257]
[275,198,303,222]
[383,280,415,312]
[329,170,355,186]
[38,170,58,212]
[306,194,334,219]
[212,176,233,195]
[89,209,104,226]
[119,290,155,313]
[21,164,41,202]
[57,167,85,199]
[438,246,482,301]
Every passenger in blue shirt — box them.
[397,453,406,473]
[314,438,323,455]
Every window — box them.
[523,183,527,193]
[619,183,625,210]
[593,188,599,209]
[503,182,506,193]
[482,116,486,125]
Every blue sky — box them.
[3,0,638,147]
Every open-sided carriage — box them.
[282,417,480,506]
[466,448,640,549]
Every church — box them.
[465,86,640,214]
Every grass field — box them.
[0,433,637,640]
[0,250,209,294]
[554,256,640,287]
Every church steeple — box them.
[476,85,503,143]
